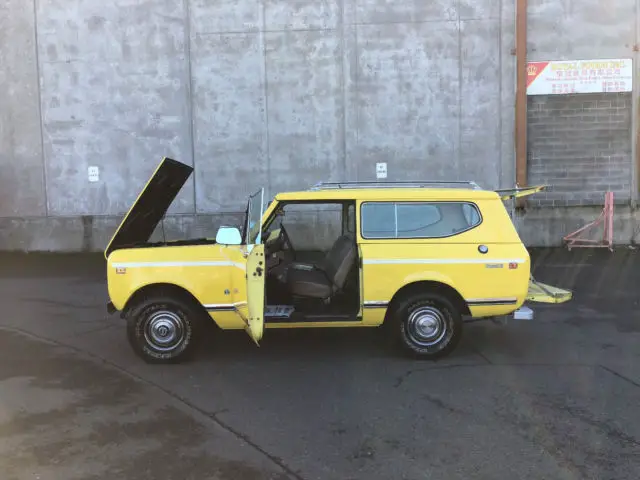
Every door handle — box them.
[478,245,488,254]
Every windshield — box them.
[245,188,265,245]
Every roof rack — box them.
[309,180,483,191]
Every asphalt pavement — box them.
[0,247,638,480]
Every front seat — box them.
[286,235,356,300]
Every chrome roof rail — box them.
[309,180,483,191]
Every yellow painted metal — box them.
[274,187,499,203]
[106,180,573,337]
[357,197,532,320]
[244,245,266,343]
[497,185,548,200]
[107,244,247,329]
[527,278,573,303]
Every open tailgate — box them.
[527,277,572,304]
[495,184,573,304]
[496,185,548,200]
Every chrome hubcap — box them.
[407,306,446,347]
[144,310,185,352]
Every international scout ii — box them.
[105,157,571,363]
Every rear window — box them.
[360,201,482,239]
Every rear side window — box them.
[360,201,482,239]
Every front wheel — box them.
[391,292,463,360]
[126,296,202,364]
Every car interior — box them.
[262,201,361,322]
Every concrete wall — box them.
[0,0,517,251]
[0,0,637,250]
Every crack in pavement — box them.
[19,297,99,310]
[58,323,119,339]
[599,364,640,390]
[0,326,304,480]
[391,363,606,389]
[470,346,494,365]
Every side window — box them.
[396,204,441,238]
[462,203,480,226]
[361,202,481,239]
[361,203,396,238]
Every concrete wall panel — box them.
[0,0,46,217]
[265,0,340,30]
[354,22,460,181]
[500,0,516,189]
[37,0,193,216]
[266,30,344,193]
[356,0,458,24]
[459,0,500,20]
[460,20,501,189]
[343,24,359,180]
[528,0,635,60]
[191,33,268,212]
[189,0,261,34]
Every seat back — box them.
[323,235,357,290]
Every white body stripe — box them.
[363,258,525,265]
[364,298,517,306]
[111,261,246,270]
[112,259,524,269]
[465,297,517,303]
[204,301,246,309]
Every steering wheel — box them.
[278,224,296,259]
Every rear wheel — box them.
[390,292,463,359]
[126,296,202,364]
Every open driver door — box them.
[234,188,266,345]
[242,245,266,343]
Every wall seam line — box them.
[339,0,348,180]
[184,0,197,216]
[261,0,271,200]
[354,7,359,180]
[498,0,504,189]
[457,1,462,176]
[32,0,48,217]
[632,0,639,207]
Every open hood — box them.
[104,157,193,258]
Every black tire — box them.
[126,295,203,364]
[390,292,463,360]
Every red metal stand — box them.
[563,192,614,251]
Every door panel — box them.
[223,244,265,342]
[245,244,266,343]
[360,242,530,318]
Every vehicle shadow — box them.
[197,323,492,365]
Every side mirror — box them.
[215,226,242,245]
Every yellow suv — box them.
[105,157,571,363]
